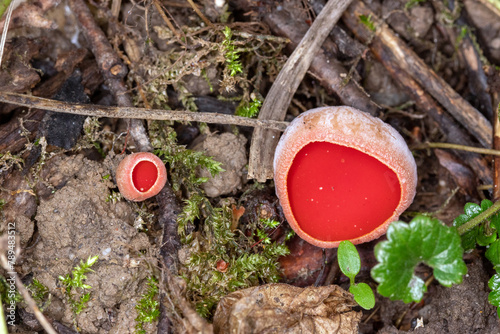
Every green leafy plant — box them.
[235,94,263,118]
[222,26,243,77]
[58,255,98,315]
[370,199,500,319]
[338,241,375,310]
[453,199,500,251]
[135,276,160,334]
[371,215,467,303]
[452,199,500,316]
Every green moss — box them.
[27,278,50,311]
[150,122,223,194]
[58,255,98,315]
[149,121,289,319]
[180,205,290,319]
[135,276,160,334]
[235,94,263,118]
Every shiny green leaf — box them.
[372,215,467,303]
[486,240,500,268]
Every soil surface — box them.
[1,0,500,333]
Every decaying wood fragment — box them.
[0,1,59,34]
[435,149,479,197]
[343,0,492,148]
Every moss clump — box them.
[150,121,290,319]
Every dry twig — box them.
[0,236,57,334]
[0,92,289,131]
[246,0,356,181]
[68,0,152,152]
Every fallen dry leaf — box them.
[213,283,361,333]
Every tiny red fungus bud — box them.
[216,259,229,273]
[116,152,167,201]
[274,106,417,248]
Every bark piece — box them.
[435,149,479,197]
[0,37,42,93]
[343,0,492,148]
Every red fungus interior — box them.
[287,141,401,242]
[132,161,158,192]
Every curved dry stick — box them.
[0,92,289,131]
[247,0,356,182]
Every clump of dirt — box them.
[21,153,158,333]
[192,132,248,197]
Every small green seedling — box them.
[58,255,98,315]
[338,241,375,310]
[135,276,160,334]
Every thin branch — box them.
[186,0,213,28]
[413,142,500,157]
[0,236,57,334]
[0,92,290,131]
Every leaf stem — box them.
[457,200,500,235]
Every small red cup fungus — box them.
[274,106,417,248]
[116,152,167,201]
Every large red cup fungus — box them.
[116,152,167,201]
[274,106,417,248]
